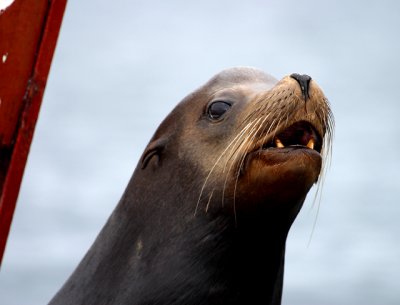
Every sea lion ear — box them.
[141,137,168,169]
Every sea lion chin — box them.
[49,67,334,305]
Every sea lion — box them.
[48,67,333,305]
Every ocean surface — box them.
[1,1,400,304]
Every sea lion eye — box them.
[208,101,231,120]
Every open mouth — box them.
[262,121,323,153]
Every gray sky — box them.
[1,1,400,304]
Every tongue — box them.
[276,121,315,147]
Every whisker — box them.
[194,121,255,215]
[221,119,262,207]
[230,115,279,223]
[223,119,260,172]
[205,189,215,213]
[308,101,334,245]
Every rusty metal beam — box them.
[0,0,67,265]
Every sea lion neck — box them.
[90,162,300,305]
[113,169,302,304]
[107,190,295,305]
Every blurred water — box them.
[1,1,400,304]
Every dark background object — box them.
[0,0,67,264]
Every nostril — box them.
[290,73,312,102]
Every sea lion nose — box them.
[290,73,312,102]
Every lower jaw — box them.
[248,146,322,167]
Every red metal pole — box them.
[0,0,67,265]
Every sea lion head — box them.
[139,67,334,224]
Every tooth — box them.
[275,138,285,148]
[307,138,315,149]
